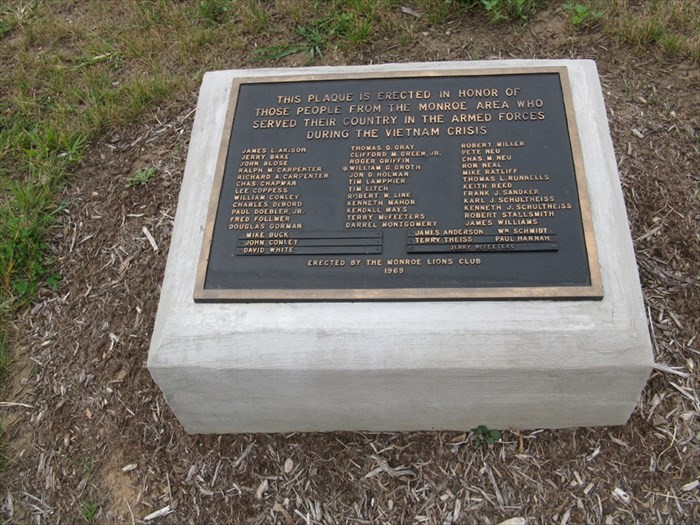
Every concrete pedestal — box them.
[148,60,653,433]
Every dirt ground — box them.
[2,6,699,525]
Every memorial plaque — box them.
[151,62,652,433]
[194,67,602,301]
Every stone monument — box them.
[148,60,653,433]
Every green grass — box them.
[586,0,700,60]
[197,0,235,25]
[240,0,270,34]
[563,3,603,28]
[126,167,157,188]
[255,8,375,63]
[0,2,190,322]
[480,0,538,23]
[0,9,198,481]
[0,1,36,39]
[254,0,551,62]
[79,499,99,523]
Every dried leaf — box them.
[681,480,699,492]
[400,6,422,18]
[255,479,269,500]
[142,226,159,252]
[272,502,294,525]
[612,487,631,504]
[144,505,171,521]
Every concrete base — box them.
[148,60,653,434]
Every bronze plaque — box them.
[194,67,602,301]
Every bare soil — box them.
[2,7,699,525]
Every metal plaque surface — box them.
[194,67,602,301]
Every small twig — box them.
[0,402,33,409]
[364,455,415,479]
[669,381,699,409]
[232,441,255,469]
[144,505,171,521]
[656,422,677,462]
[518,431,525,454]
[400,6,422,18]
[126,501,136,525]
[653,363,689,378]
[142,226,159,252]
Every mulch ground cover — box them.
[1,6,698,524]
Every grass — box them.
[586,0,700,60]
[79,499,99,523]
[0,2,201,479]
[563,2,603,28]
[0,2,197,319]
[126,167,157,188]
[197,0,235,25]
[255,7,376,62]
[480,0,538,23]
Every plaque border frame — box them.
[194,67,602,301]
